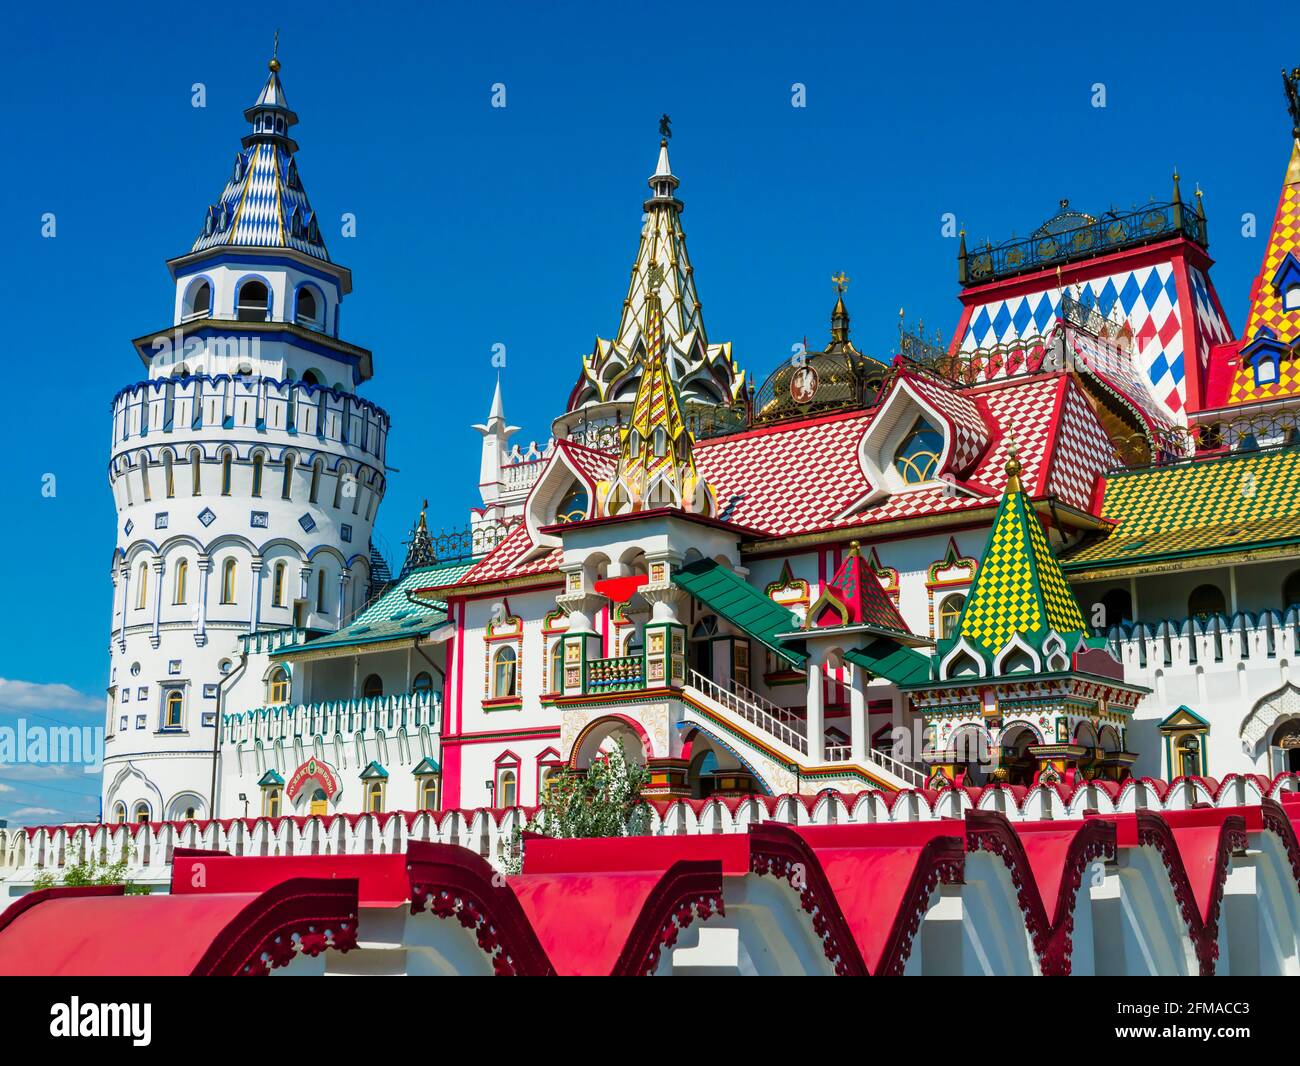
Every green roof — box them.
[359,760,389,780]
[257,769,285,787]
[846,639,931,686]
[274,559,473,656]
[1063,447,1300,573]
[673,559,807,666]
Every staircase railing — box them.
[687,669,808,755]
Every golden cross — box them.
[831,271,850,294]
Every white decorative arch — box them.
[1241,682,1300,752]
[940,636,987,680]
[104,761,166,817]
[994,632,1042,676]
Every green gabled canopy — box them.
[673,558,808,666]
[359,760,388,780]
[257,769,285,787]
[846,639,931,687]
[412,756,441,775]
[950,464,1090,663]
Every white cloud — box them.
[9,806,58,819]
[0,783,12,794]
[0,678,100,714]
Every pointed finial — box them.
[831,271,850,294]
[1005,438,1022,493]
[269,29,281,72]
[1172,167,1182,203]
[848,540,861,557]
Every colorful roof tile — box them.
[190,61,330,262]
[955,455,1089,657]
[808,542,911,636]
[1227,141,1300,405]
[1063,446,1300,572]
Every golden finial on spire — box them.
[831,271,850,294]
[1005,438,1022,493]
[269,29,281,72]
[848,539,861,556]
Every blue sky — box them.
[2,0,1297,822]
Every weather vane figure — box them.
[659,113,672,140]
[1284,67,1300,137]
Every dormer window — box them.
[628,430,641,458]
[1255,356,1280,387]
[894,418,943,483]
[236,280,270,322]
[555,484,589,524]
[652,427,667,457]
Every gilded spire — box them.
[1004,440,1022,494]
[596,278,716,517]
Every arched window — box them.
[938,594,965,640]
[420,777,439,811]
[140,458,152,502]
[652,427,667,457]
[493,646,518,699]
[549,640,564,694]
[362,674,383,699]
[251,453,264,497]
[220,452,232,496]
[1187,584,1226,620]
[412,671,434,694]
[135,561,149,610]
[1286,285,1300,312]
[894,419,944,484]
[163,453,175,498]
[1099,587,1133,628]
[555,484,589,524]
[173,559,188,605]
[301,369,321,387]
[309,459,322,503]
[367,781,385,813]
[540,765,559,799]
[236,279,270,322]
[1284,571,1300,611]
[264,788,282,817]
[134,802,151,824]
[112,802,127,825]
[317,569,328,614]
[164,690,183,729]
[190,448,203,496]
[267,667,290,704]
[272,562,287,607]
[295,288,320,328]
[281,453,295,500]
[496,768,517,808]
[221,559,237,604]
[183,279,212,321]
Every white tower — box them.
[102,55,389,823]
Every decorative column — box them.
[555,567,605,697]
[806,661,826,763]
[248,559,264,633]
[849,666,868,763]
[298,565,314,604]
[641,556,686,690]
[149,557,165,649]
[338,567,352,626]
[195,555,212,647]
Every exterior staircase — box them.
[682,670,925,794]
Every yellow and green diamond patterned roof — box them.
[1063,446,1300,572]
[957,487,1088,655]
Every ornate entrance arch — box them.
[568,714,653,771]
[1240,683,1300,754]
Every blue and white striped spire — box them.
[191,48,330,262]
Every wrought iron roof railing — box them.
[960,201,1206,287]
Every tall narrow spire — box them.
[400,502,438,577]
[191,52,330,262]
[596,276,716,517]
[558,129,745,435]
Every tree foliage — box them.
[500,742,651,874]
[31,854,151,894]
